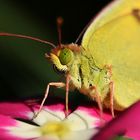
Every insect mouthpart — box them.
[47,53,68,72]
[53,64,66,75]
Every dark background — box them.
[0,0,111,101]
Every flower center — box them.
[40,121,70,137]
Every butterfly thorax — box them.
[47,43,111,100]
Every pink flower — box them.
[93,101,140,140]
[0,98,139,140]
[0,98,111,140]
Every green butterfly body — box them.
[65,44,110,95]
[49,44,112,114]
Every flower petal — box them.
[31,103,65,125]
[0,99,66,123]
[7,121,41,139]
[66,105,111,131]
[35,129,95,140]
[63,129,97,140]
[92,101,140,140]
[0,102,33,119]
[0,114,40,140]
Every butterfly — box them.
[0,0,140,118]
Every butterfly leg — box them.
[91,86,103,118]
[32,82,65,119]
[105,65,114,117]
[109,81,115,118]
[95,90,103,118]
[65,74,70,117]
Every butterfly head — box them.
[46,44,81,74]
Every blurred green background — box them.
[0,0,110,101]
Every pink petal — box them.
[92,101,140,140]
[31,104,65,125]
[0,102,33,119]
[65,104,112,132]
[0,98,65,120]
[0,114,41,140]
[0,115,26,140]
[76,106,112,121]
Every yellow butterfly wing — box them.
[82,0,140,47]
[82,0,140,110]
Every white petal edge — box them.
[6,120,41,138]
[34,129,98,140]
[66,110,99,131]
[63,129,98,140]
[28,108,65,126]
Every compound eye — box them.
[59,48,73,65]
[53,64,65,75]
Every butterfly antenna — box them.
[75,17,94,44]
[0,32,56,48]
[57,17,63,47]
